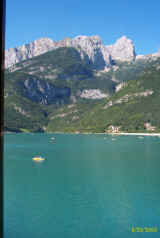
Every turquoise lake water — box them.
[4,133,160,237]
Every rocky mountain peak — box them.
[73,35,102,44]
[55,37,71,47]
[31,37,55,46]
[115,36,134,50]
[56,35,109,69]
[5,37,56,68]
[106,35,136,62]
[71,35,107,68]
[117,35,130,42]
[72,35,102,46]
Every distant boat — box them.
[138,136,144,139]
[32,156,45,162]
[50,137,55,143]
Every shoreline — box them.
[4,131,160,136]
[106,132,160,136]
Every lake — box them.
[4,133,160,237]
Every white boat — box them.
[50,137,56,143]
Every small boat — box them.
[50,137,55,142]
[32,156,45,162]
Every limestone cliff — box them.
[5,35,150,70]
[5,38,56,68]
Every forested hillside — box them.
[4,46,160,133]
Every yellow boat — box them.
[32,156,45,162]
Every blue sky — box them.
[6,0,160,54]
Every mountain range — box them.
[4,35,160,133]
[5,35,160,70]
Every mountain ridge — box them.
[5,35,138,69]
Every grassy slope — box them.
[47,61,160,133]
